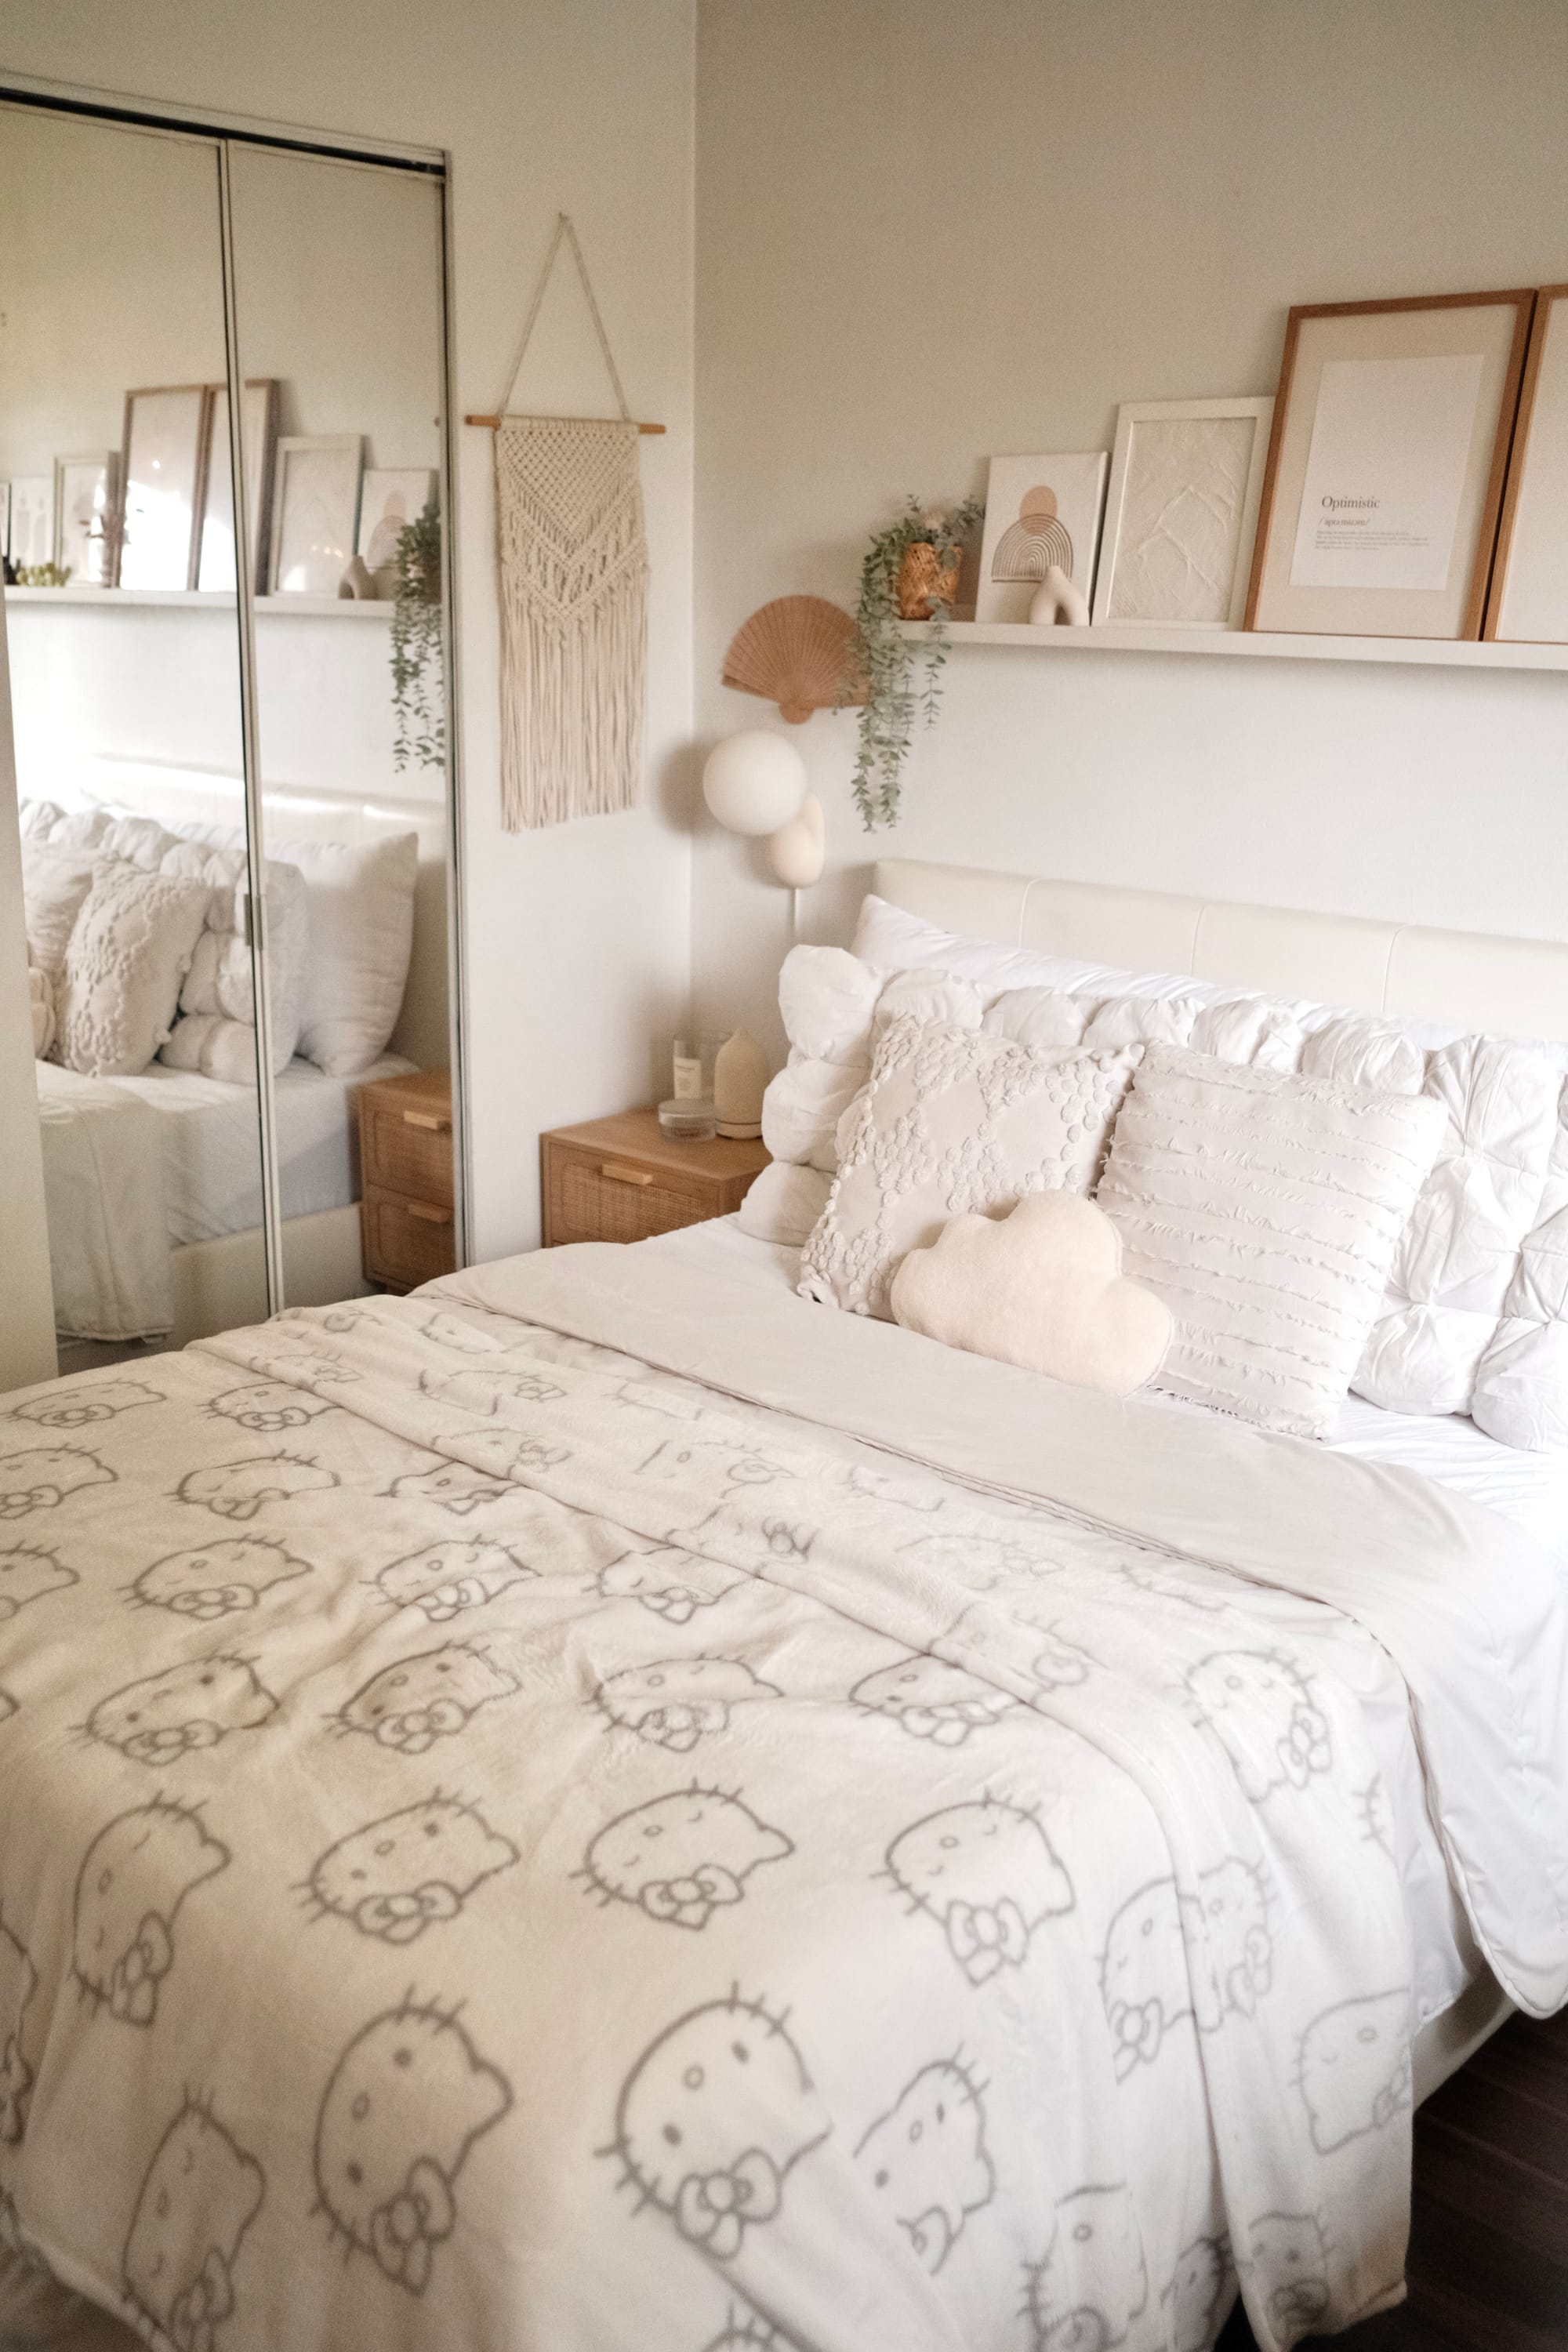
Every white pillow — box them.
[157,845,308,1078]
[852,891,1237,1007]
[737,1161,832,1247]
[28,964,56,1060]
[55,863,214,1079]
[1098,1044,1448,1439]
[800,1014,1140,1318]
[20,840,100,982]
[282,833,418,1076]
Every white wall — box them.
[692,0,1568,1061]
[2,0,695,1259]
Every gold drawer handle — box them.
[401,1109,451,1131]
[599,1161,654,1188]
[406,1199,453,1225]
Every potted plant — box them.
[390,501,446,774]
[844,495,982,832]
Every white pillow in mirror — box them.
[281,833,419,1076]
[20,841,100,982]
[56,863,214,1079]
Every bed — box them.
[0,863,1565,2352]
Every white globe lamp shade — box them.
[702,731,808,837]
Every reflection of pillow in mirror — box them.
[56,863,214,1078]
[20,841,99,982]
[158,848,307,1074]
[285,833,419,1076]
[28,964,56,1060]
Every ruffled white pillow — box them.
[55,863,214,1079]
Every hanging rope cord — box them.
[493,215,649,830]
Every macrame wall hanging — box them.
[471,215,656,830]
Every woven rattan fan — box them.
[722,595,865,723]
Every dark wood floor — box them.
[1218,2005,1568,2350]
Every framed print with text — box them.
[1486,286,1568,643]
[1245,289,1534,640]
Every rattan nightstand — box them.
[540,1110,769,1247]
[357,1066,456,1290]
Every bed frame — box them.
[870,854,1568,2100]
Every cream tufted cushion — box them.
[798,1015,1139,1319]
[55,863,214,1079]
[1098,1044,1448,1439]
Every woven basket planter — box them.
[896,542,960,621]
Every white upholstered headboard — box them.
[871,858,1568,1043]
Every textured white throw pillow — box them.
[20,840,100,982]
[158,846,309,1078]
[56,863,214,1079]
[799,1015,1139,1318]
[1098,1044,1447,1439]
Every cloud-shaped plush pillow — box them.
[889,1191,1172,1398]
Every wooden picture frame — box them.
[1486,286,1568,643]
[198,378,280,594]
[1245,289,1534,641]
[268,434,364,596]
[117,384,213,591]
[1091,398,1273,630]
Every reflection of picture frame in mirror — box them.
[1486,286,1568,644]
[118,386,212,590]
[270,434,364,596]
[0,483,10,567]
[1245,289,1534,641]
[358,467,437,597]
[198,379,279,593]
[54,453,120,585]
[8,477,54,571]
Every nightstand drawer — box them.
[548,1145,714,1247]
[361,1181,456,1290]
[361,1092,454,1206]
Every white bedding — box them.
[34,1054,412,1341]
[2,1247,1563,2352]
[649,1217,1568,1575]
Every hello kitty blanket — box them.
[0,1251,1564,2352]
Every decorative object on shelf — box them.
[1246,289,1534,641]
[53,453,118,586]
[658,1097,717,1141]
[849,495,983,832]
[118,387,210,590]
[338,554,377,600]
[721,594,863,723]
[360,467,437,597]
[975,452,1108,623]
[482,214,648,831]
[767,791,826,887]
[198,378,278,594]
[269,434,365,596]
[1027,567,1090,626]
[15,562,72,588]
[1094,397,1273,629]
[390,501,445,774]
[714,1029,768,1139]
[1486,285,1568,644]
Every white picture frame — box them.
[358,467,437,595]
[1486,286,1568,644]
[198,379,279,594]
[8,476,54,572]
[54,452,119,585]
[118,386,211,590]
[1092,397,1273,630]
[0,484,10,567]
[975,452,1109,623]
[269,434,364,596]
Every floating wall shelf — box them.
[5,586,393,618]
[898,619,1568,675]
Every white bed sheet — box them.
[642,1217,1568,1576]
[35,1051,413,1247]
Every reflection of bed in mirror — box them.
[22,757,449,1370]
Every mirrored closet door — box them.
[0,93,462,1382]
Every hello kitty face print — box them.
[176,1455,338,1523]
[383,1464,512,1517]
[608,1992,828,2260]
[206,1384,336,1435]
[86,1656,278,1766]
[853,2058,993,2274]
[0,1915,38,2143]
[593,1657,781,1753]
[1025,2180,1149,2351]
[851,1656,1017,1747]
[9,1378,162,1429]
[1100,1860,1275,2078]
[1250,2211,1330,2339]
[1164,2234,1231,2352]
[306,1797,519,1944]
[0,1541,77,1620]
[1185,1650,1332,1802]
[130,1538,310,1621]
[334,1645,520,1756]
[420,1367,567,1414]
[373,1541,535,1624]
[314,1998,511,2294]
[579,1788,793,1930]
[72,1801,229,2025]
[1296,1991,1412,2154]
[883,1798,1074,1985]
[123,2099,264,2350]
[596,1546,739,1625]
[0,1445,113,1520]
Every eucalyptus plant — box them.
[390,502,446,774]
[844,495,982,832]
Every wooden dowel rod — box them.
[464,412,665,434]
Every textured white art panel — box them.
[1106,415,1258,623]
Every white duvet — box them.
[0,1246,1564,2352]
